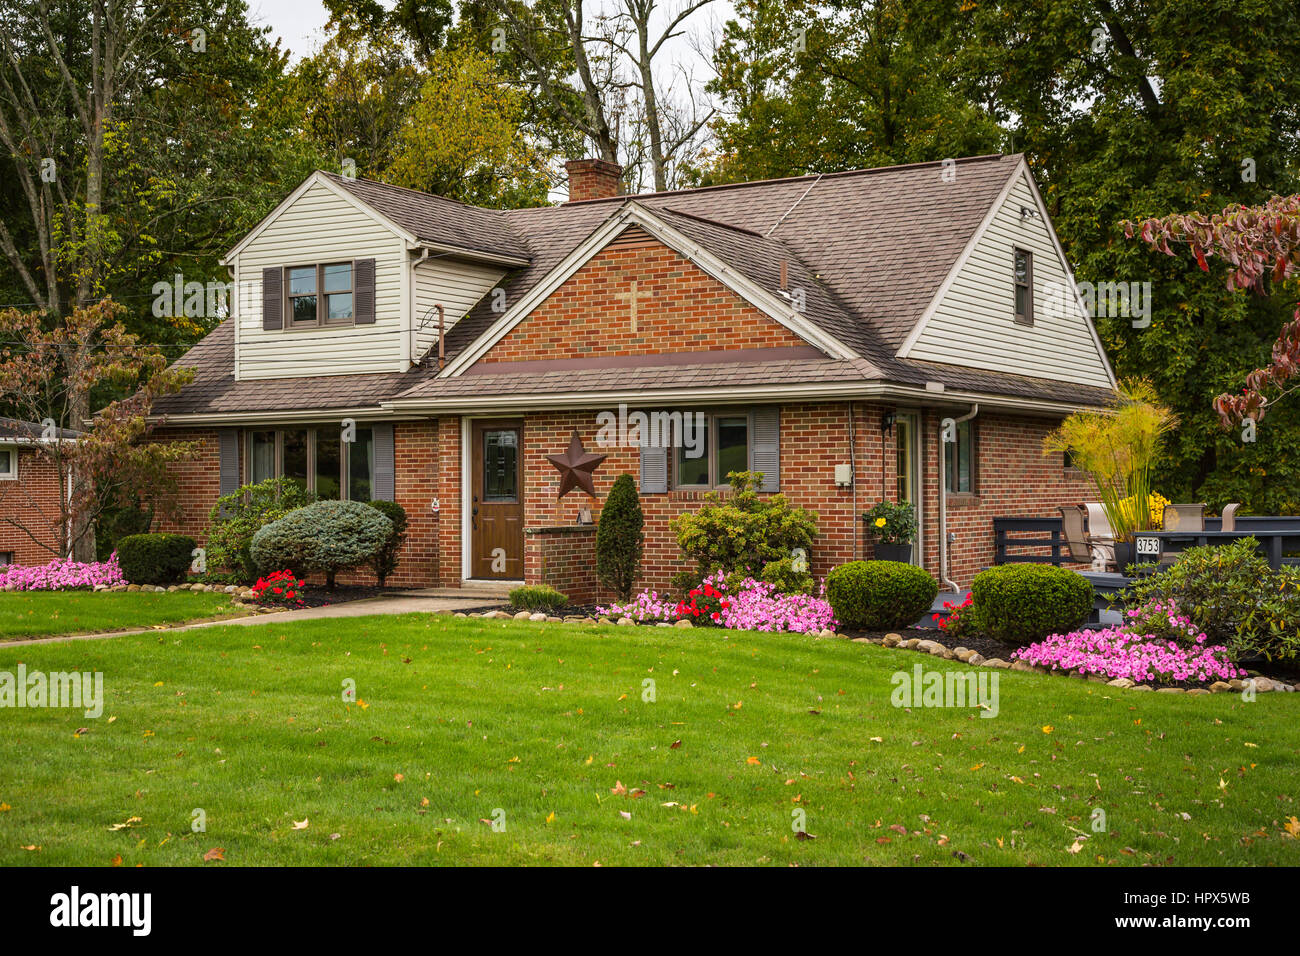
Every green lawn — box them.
[0,591,241,640]
[0,614,1297,866]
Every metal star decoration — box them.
[547,429,606,498]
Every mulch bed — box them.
[278,585,390,609]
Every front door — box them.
[471,420,523,580]
[895,412,922,565]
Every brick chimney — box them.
[565,158,622,202]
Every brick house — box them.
[0,418,78,567]
[149,153,1115,601]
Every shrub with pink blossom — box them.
[601,571,836,634]
[0,553,127,591]
[719,578,837,633]
[1012,599,1245,685]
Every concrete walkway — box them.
[1,591,505,647]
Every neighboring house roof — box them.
[156,154,1117,419]
[0,417,81,441]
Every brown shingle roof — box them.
[323,172,532,262]
[156,155,1114,417]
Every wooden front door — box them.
[471,420,524,580]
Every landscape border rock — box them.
[431,608,1297,697]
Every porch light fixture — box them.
[881,410,897,435]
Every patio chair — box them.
[1082,502,1116,571]
[1162,502,1206,532]
[1220,502,1241,532]
[1058,505,1095,564]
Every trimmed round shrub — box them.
[510,584,568,613]
[250,500,392,588]
[969,564,1093,646]
[367,499,409,587]
[116,533,196,585]
[826,560,938,630]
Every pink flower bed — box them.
[1012,599,1245,685]
[600,573,837,634]
[0,554,126,591]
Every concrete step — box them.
[409,582,516,600]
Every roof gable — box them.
[897,162,1116,390]
[439,201,859,376]
[223,172,415,264]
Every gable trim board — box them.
[437,203,859,378]
[223,172,417,265]
[895,159,1117,390]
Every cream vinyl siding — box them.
[903,171,1114,389]
[235,181,407,380]
[413,256,505,362]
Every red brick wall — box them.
[915,410,1095,585]
[516,403,892,601]
[151,428,222,545]
[479,227,809,364]
[149,406,1096,596]
[525,526,599,605]
[0,447,64,565]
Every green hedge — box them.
[116,533,197,585]
[826,560,938,631]
[969,564,1093,646]
[367,499,409,587]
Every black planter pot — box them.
[1113,540,1133,571]
[874,541,913,563]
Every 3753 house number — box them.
[1135,536,1162,558]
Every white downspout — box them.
[938,403,979,592]
[410,248,430,366]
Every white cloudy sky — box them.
[246,0,732,66]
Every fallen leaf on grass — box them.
[291,818,309,830]
[107,816,143,831]
[202,847,225,862]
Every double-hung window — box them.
[672,414,751,489]
[1013,248,1034,325]
[286,262,355,328]
[944,419,975,494]
[0,446,15,480]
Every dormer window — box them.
[1013,248,1033,325]
[286,262,354,327]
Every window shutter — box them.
[749,407,780,492]
[354,258,376,324]
[372,422,394,500]
[218,429,240,496]
[640,444,667,494]
[262,267,282,330]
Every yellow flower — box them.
[874,517,887,528]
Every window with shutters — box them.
[670,413,757,490]
[281,262,357,328]
[244,427,375,500]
